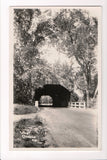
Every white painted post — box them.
[35,101,40,110]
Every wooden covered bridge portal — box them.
[34,84,78,107]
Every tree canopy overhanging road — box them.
[14,8,98,108]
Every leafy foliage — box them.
[13,8,98,107]
[51,9,98,107]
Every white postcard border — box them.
[1,0,107,159]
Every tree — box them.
[14,8,98,107]
[51,9,98,107]
[14,9,57,104]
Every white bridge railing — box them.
[70,102,86,108]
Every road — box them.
[38,107,98,148]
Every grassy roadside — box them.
[14,104,38,115]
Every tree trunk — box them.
[93,85,98,99]
[86,90,90,108]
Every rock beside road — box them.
[14,116,55,148]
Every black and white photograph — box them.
[10,7,101,150]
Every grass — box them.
[14,104,38,115]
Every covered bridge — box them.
[34,84,78,107]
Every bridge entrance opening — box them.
[39,95,53,107]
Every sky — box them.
[40,45,71,66]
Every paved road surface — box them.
[39,107,98,148]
